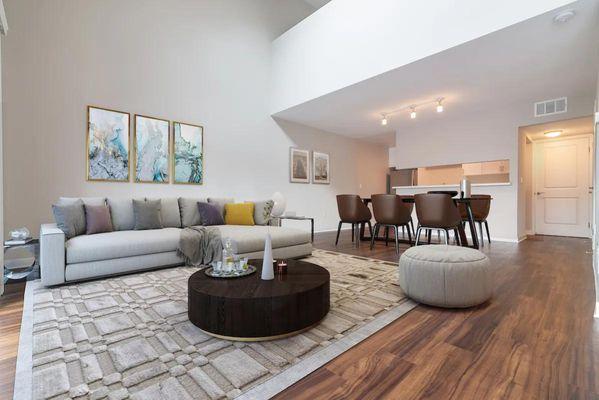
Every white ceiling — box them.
[520,115,594,140]
[275,0,599,144]
[303,0,332,10]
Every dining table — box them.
[360,195,485,249]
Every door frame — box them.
[531,133,593,237]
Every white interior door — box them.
[534,136,591,238]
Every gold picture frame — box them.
[172,121,204,185]
[133,114,171,184]
[86,105,131,182]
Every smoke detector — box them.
[553,9,576,24]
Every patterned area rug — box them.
[14,250,416,400]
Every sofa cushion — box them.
[216,225,310,254]
[133,199,163,230]
[66,228,182,264]
[84,204,113,235]
[148,197,181,228]
[59,197,106,207]
[198,202,224,226]
[225,203,255,226]
[179,197,208,227]
[208,197,234,218]
[248,200,274,225]
[107,198,136,231]
[52,200,86,239]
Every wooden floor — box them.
[0,232,597,399]
[275,231,598,399]
[0,281,25,398]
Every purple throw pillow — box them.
[85,204,114,235]
[198,202,225,226]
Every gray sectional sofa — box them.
[40,197,312,286]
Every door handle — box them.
[536,192,544,195]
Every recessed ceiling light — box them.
[553,9,575,24]
[544,130,562,138]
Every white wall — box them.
[1,0,388,236]
[271,0,574,113]
[0,35,3,296]
[391,96,595,241]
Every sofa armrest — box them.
[40,223,66,286]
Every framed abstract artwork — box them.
[87,106,130,182]
[173,121,204,185]
[312,151,330,184]
[134,114,170,183]
[290,148,310,183]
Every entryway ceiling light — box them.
[381,114,388,126]
[544,130,562,138]
[436,98,444,113]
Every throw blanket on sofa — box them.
[177,226,223,267]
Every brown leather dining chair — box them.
[414,193,463,246]
[370,194,413,253]
[335,195,372,246]
[459,194,491,245]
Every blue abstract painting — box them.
[134,115,170,183]
[87,107,130,181]
[174,122,203,184]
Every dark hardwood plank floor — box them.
[275,231,598,400]
[0,281,25,399]
[0,231,596,399]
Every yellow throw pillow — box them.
[224,203,255,226]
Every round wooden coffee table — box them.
[188,259,330,341]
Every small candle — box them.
[276,260,288,274]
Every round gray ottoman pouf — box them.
[398,245,492,308]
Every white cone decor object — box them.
[261,233,274,280]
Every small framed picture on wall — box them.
[312,151,330,184]
[289,148,310,183]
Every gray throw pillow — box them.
[52,200,86,239]
[207,197,235,218]
[85,204,114,235]
[248,200,274,225]
[179,197,208,227]
[107,198,136,231]
[148,197,181,228]
[133,199,163,230]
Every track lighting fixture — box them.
[378,96,447,125]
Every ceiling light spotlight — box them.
[544,130,562,138]
[381,114,388,126]
[410,107,417,119]
[436,98,444,113]
[553,9,575,24]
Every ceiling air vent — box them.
[534,97,567,117]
